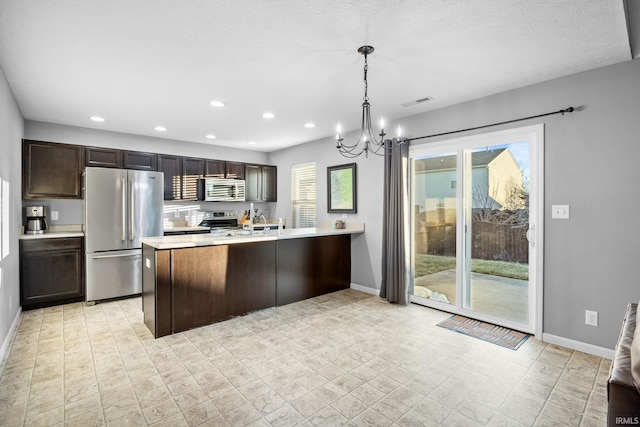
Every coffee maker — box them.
[25,206,47,235]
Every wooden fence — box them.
[415,221,528,263]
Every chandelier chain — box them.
[363,54,369,103]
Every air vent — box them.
[402,96,434,107]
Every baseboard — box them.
[350,283,379,296]
[542,333,615,360]
[0,307,22,372]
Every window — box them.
[291,162,316,228]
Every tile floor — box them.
[0,289,609,426]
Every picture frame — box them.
[327,163,357,213]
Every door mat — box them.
[436,315,529,350]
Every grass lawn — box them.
[414,254,529,280]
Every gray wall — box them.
[270,58,640,350]
[269,139,384,289]
[0,65,24,356]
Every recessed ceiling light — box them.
[304,122,316,128]
[262,112,275,119]
[154,126,167,132]
[90,116,105,122]
[247,141,257,146]
[205,134,216,139]
[209,100,225,108]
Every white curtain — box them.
[380,138,410,304]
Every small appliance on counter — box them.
[25,206,47,235]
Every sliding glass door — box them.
[410,126,543,335]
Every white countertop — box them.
[19,231,84,240]
[163,226,211,233]
[19,225,84,240]
[142,223,365,250]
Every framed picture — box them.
[327,163,357,213]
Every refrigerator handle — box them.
[129,178,135,241]
[121,177,127,242]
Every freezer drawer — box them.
[86,249,141,302]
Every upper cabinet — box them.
[23,139,83,199]
[157,154,182,200]
[22,139,273,202]
[225,161,245,179]
[205,160,245,179]
[261,165,277,202]
[123,151,158,171]
[245,163,277,202]
[182,157,205,201]
[85,147,123,168]
[204,159,225,178]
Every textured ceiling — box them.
[0,1,631,152]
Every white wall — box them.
[270,58,640,351]
[0,65,24,361]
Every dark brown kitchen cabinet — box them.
[245,163,277,202]
[20,237,85,310]
[244,163,261,201]
[261,165,277,202]
[205,160,245,179]
[22,140,83,199]
[85,146,123,168]
[123,150,158,171]
[225,161,245,179]
[157,154,182,200]
[204,159,226,178]
[182,157,205,201]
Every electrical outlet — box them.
[342,214,347,219]
[552,204,570,219]
[51,211,59,220]
[585,310,598,326]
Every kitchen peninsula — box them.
[141,224,364,338]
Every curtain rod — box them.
[406,107,575,142]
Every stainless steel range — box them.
[198,210,239,231]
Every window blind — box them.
[291,162,316,228]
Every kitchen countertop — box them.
[19,225,84,240]
[163,226,211,233]
[142,223,365,250]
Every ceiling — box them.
[0,1,632,153]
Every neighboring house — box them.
[413,148,523,225]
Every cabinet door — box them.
[22,140,83,199]
[123,151,158,171]
[85,147,123,168]
[158,155,182,200]
[261,165,277,202]
[204,159,226,178]
[20,238,84,309]
[226,161,245,179]
[244,164,261,201]
[182,157,205,201]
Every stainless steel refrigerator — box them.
[84,167,163,303]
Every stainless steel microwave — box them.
[201,178,246,202]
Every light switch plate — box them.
[552,204,570,219]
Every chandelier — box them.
[336,45,388,158]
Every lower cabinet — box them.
[143,234,351,338]
[20,237,85,309]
